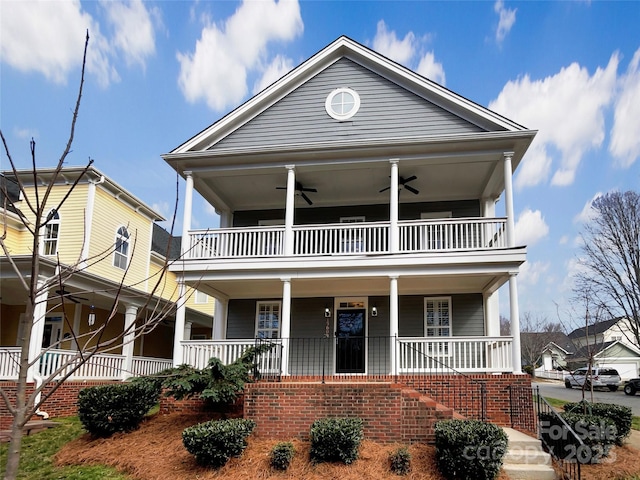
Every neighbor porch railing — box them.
[185,217,507,259]
[0,347,172,380]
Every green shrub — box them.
[77,382,160,437]
[389,446,411,475]
[270,441,295,470]
[182,418,256,468]
[435,419,507,480]
[539,411,617,462]
[310,417,364,465]
[564,401,632,445]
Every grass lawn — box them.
[0,417,129,480]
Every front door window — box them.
[335,307,365,373]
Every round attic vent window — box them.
[325,87,360,121]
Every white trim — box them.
[40,209,61,256]
[334,296,369,375]
[423,296,452,338]
[325,87,361,121]
[255,300,282,339]
[113,225,130,270]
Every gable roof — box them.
[568,317,625,339]
[167,35,534,158]
[540,333,577,354]
[571,340,640,361]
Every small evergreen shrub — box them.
[435,419,507,480]
[270,442,295,470]
[77,382,160,437]
[389,446,411,475]
[564,401,632,445]
[310,417,364,465]
[182,418,256,468]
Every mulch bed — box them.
[55,412,640,480]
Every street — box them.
[533,380,640,416]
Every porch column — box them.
[509,274,522,373]
[502,152,516,247]
[71,303,82,351]
[172,278,187,367]
[389,275,399,375]
[121,305,138,380]
[27,278,49,382]
[280,278,292,376]
[181,171,194,257]
[284,166,296,256]
[389,159,399,253]
[213,298,227,339]
[484,291,500,337]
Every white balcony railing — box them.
[185,218,507,260]
[0,348,172,380]
[182,339,282,374]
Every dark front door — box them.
[335,308,365,373]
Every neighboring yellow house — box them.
[0,166,214,381]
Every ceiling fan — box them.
[276,181,318,205]
[379,175,419,195]
[55,288,89,304]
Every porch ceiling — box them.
[189,273,508,300]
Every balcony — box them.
[185,217,508,260]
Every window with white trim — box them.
[113,226,130,269]
[325,87,361,121]
[42,209,60,256]
[255,301,281,339]
[195,290,208,304]
[424,297,451,337]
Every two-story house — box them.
[161,37,537,435]
[0,166,214,385]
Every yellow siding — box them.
[2,221,25,255]
[149,257,180,302]
[86,188,153,291]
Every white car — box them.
[564,367,621,391]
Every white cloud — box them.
[0,0,118,87]
[518,260,550,286]
[610,47,640,168]
[515,208,549,246]
[416,52,446,86]
[573,192,603,223]
[490,54,619,188]
[177,0,303,111]
[494,0,516,44]
[13,127,38,140]
[101,0,158,69]
[253,54,294,95]
[372,20,416,65]
[559,235,569,245]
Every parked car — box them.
[564,367,621,391]
[624,378,640,396]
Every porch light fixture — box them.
[324,307,331,318]
[371,306,378,317]
[88,305,96,326]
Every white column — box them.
[71,303,82,351]
[27,279,49,382]
[213,298,228,339]
[389,275,399,375]
[121,305,138,379]
[509,274,522,373]
[181,171,194,256]
[284,166,295,256]
[184,321,193,341]
[280,278,292,376]
[484,291,501,337]
[173,279,187,367]
[503,152,516,248]
[389,160,399,253]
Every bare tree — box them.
[519,312,564,376]
[0,33,186,479]
[576,191,640,348]
[500,315,511,336]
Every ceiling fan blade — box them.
[276,186,286,190]
[300,192,313,205]
[403,175,417,183]
[405,184,420,195]
[301,187,317,193]
[379,186,391,193]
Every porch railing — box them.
[0,347,172,380]
[182,339,283,374]
[185,217,507,259]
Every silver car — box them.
[564,367,621,391]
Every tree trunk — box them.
[4,407,26,479]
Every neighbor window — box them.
[113,226,130,269]
[42,209,60,256]
[194,290,208,304]
[424,297,451,337]
[255,301,281,339]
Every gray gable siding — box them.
[212,58,485,151]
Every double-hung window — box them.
[114,226,130,269]
[42,209,60,256]
[424,297,452,355]
[255,301,281,339]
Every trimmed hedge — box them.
[564,401,632,445]
[389,446,411,476]
[270,442,295,471]
[435,420,507,480]
[182,418,256,468]
[77,382,160,437]
[310,417,364,465]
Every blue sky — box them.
[1,0,639,326]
